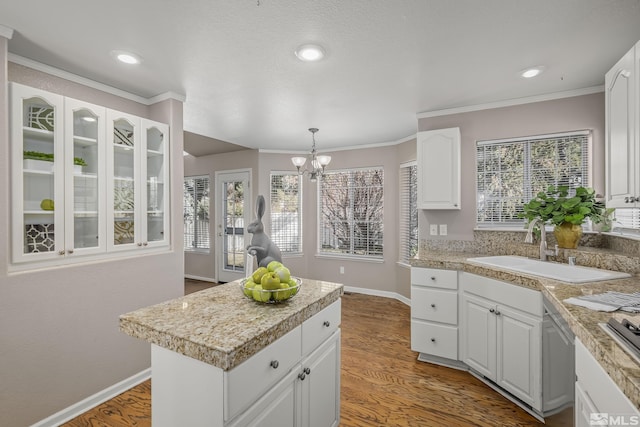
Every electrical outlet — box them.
[340,266,345,274]
[439,224,448,236]
[430,224,438,235]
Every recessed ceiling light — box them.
[295,44,325,62]
[111,50,142,65]
[520,66,545,78]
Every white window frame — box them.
[399,161,418,264]
[184,175,210,253]
[476,130,591,228]
[318,166,384,260]
[269,171,303,255]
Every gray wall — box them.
[418,93,605,242]
[1,49,185,425]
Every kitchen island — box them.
[120,278,343,427]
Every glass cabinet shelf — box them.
[73,135,99,146]
[23,126,54,141]
[24,169,54,176]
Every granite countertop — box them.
[119,278,344,371]
[412,251,640,409]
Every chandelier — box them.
[291,128,331,182]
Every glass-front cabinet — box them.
[10,82,170,268]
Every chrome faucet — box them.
[525,218,559,261]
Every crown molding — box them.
[8,53,185,104]
[260,132,417,155]
[417,85,604,119]
[0,25,13,39]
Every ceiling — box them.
[2,0,640,152]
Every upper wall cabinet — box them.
[417,127,461,210]
[10,83,170,269]
[606,41,638,208]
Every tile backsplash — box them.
[420,230,640,274]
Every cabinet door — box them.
[64,98,106,257]
[141,119,170,248]
[417,128,461,210]
[460,292,496,380]
[300,330,340,427]
[496,305,541,410]
[605,46,636,208]
[106,110,141,251]
[228,368,298,427]
[10,83,65,263]
[575,381,598,427]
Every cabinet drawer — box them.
[411,267,457,289]
[411,287,457,324]
[411,320,458,360]
[302,299,341,355]
[225,326,302,421]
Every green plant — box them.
[520,185,606,230]
[24,151,86,166]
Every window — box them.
[400,162,418,263]
[270,172,302,253]
[319,167,384,258]
[184,176,210,251]
[476,131,590,227]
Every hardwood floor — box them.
[62,292,549,427]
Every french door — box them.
[215,170,251,282]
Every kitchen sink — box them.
[466,255,631,284]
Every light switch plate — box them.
[430,224,438,235]
[439,224,448,235]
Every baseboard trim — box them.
[184,274,218,283]
[31,368,151,427]
[343,286,410,306]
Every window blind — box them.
[184,175,210,251]
[399,162,418,263]
[476,131,590,227]
[270,172,302,253]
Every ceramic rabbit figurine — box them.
[247,195,283,268]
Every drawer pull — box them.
[298,372,306,381]
[304,367,311,375]
[430,303,436,308]
[495,310,501,316]
[270,360,279,369]
[489,308,495,313]
[431,338,436,343]
[323,320,331,327]
[430,276,436,281]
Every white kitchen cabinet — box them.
[417,127,461,210]
[606,40,638,208]
[574,338,639,427]
[9,82,169,269]
[106,111,170,251]
[410,267,460,364]
[152,299,341,427]
[460,273,543,411]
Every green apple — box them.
[288,279,299,296]
[252,267,268,283]
[261,271,281,290]
[252,285,271,302]
[274,266,290,283]
[243,279,256,297]
[267,260,283,272]
[273,282,290,301]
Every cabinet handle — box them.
[489,308,495,313]
[495,310,501,316]
[143,242,148,246]
[430,303,436,308]
[621,70,631,78]
[304,367,311,375]
[67,249,74,254]
[430,338,436,343]
[137,242,143,247]
[298,372,306,381]
[58,250,65,256]
[270,360,279,369]
[430,276,436,281]
[323,321,330,327]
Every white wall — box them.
[0,49,185,425]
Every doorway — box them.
[215,169,251,283]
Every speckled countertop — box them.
[119,278,343,371]
[412,251,640,410]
